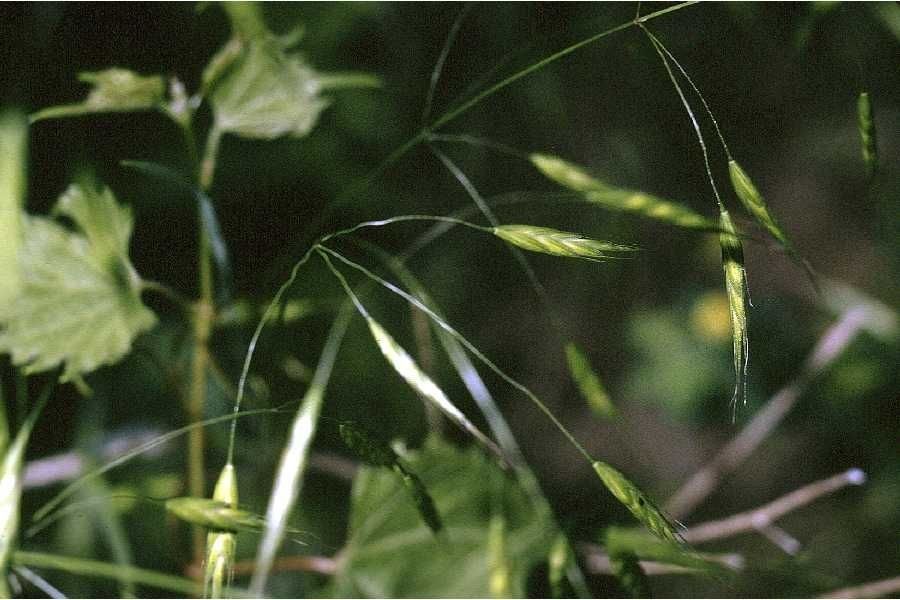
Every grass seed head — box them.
[487,513,510,598]
[718,209,749,410]
[203,464,239,597]
[532,152,717,230]
[493,224,635,261]
[857,92,878,178]
[398,468,443,534]
[728,160,790,248]
[165,497,265,533]
[565,342,617,419]
[339,422,397,468]
[592,461,681,544]
[530,153,607,193]
[366,316,497,454]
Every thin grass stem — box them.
[315,245,595,464]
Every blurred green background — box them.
[1,2,898,597]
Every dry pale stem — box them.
[666,308,868,518]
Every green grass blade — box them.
[565,342,617,419]
[604,527,729,576]
[315,245,594,464]
[249,305,353,597]
[12,551,205,597]
[0,383,53,597]
[31,407,285,526]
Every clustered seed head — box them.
[493,224,635,261]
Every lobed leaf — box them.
[0,180,156,382]
[531,153,717,230]
[592,461,681,544]
[30,68,165,122]
[493,224,636,261]
[718,209,749,410]
[205,35,329,140]
[565,342,617,418]
[335,436,558,598]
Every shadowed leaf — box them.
[0,179,156,381]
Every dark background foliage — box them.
[2,2,898,597]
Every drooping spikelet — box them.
[366,317,498,455]
[204,464,238,598]
[718,209,749,410]
[531,153,717,231]
[338,422,443,533]
[857,92,878,178]
[592,461,681,545]
[492,224,635,261]
[565,342,617,419]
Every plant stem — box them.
[186,122,223,566]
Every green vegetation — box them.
[0,2,897,598]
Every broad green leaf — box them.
[565,342,617,418]
[204,35,329,140]
[592,461,681,544]
[0,180,156,381]
[30,69,165,122]
[204,9,379,141]
[334,436,558,598]
[0,110,27,309]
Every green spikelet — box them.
[487,513,511,598]
[165,497,266,533]
[338,422,396,468]
[857,92,878,178]
[547,533,572,599]
[565,342,617,418]
[531,153,717,230]
[718,209,749,410]
[592,461,681,544]
[204,464,238,598]
[493,224,635,261]
[338,421,443,534]
[728,159,815,284]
